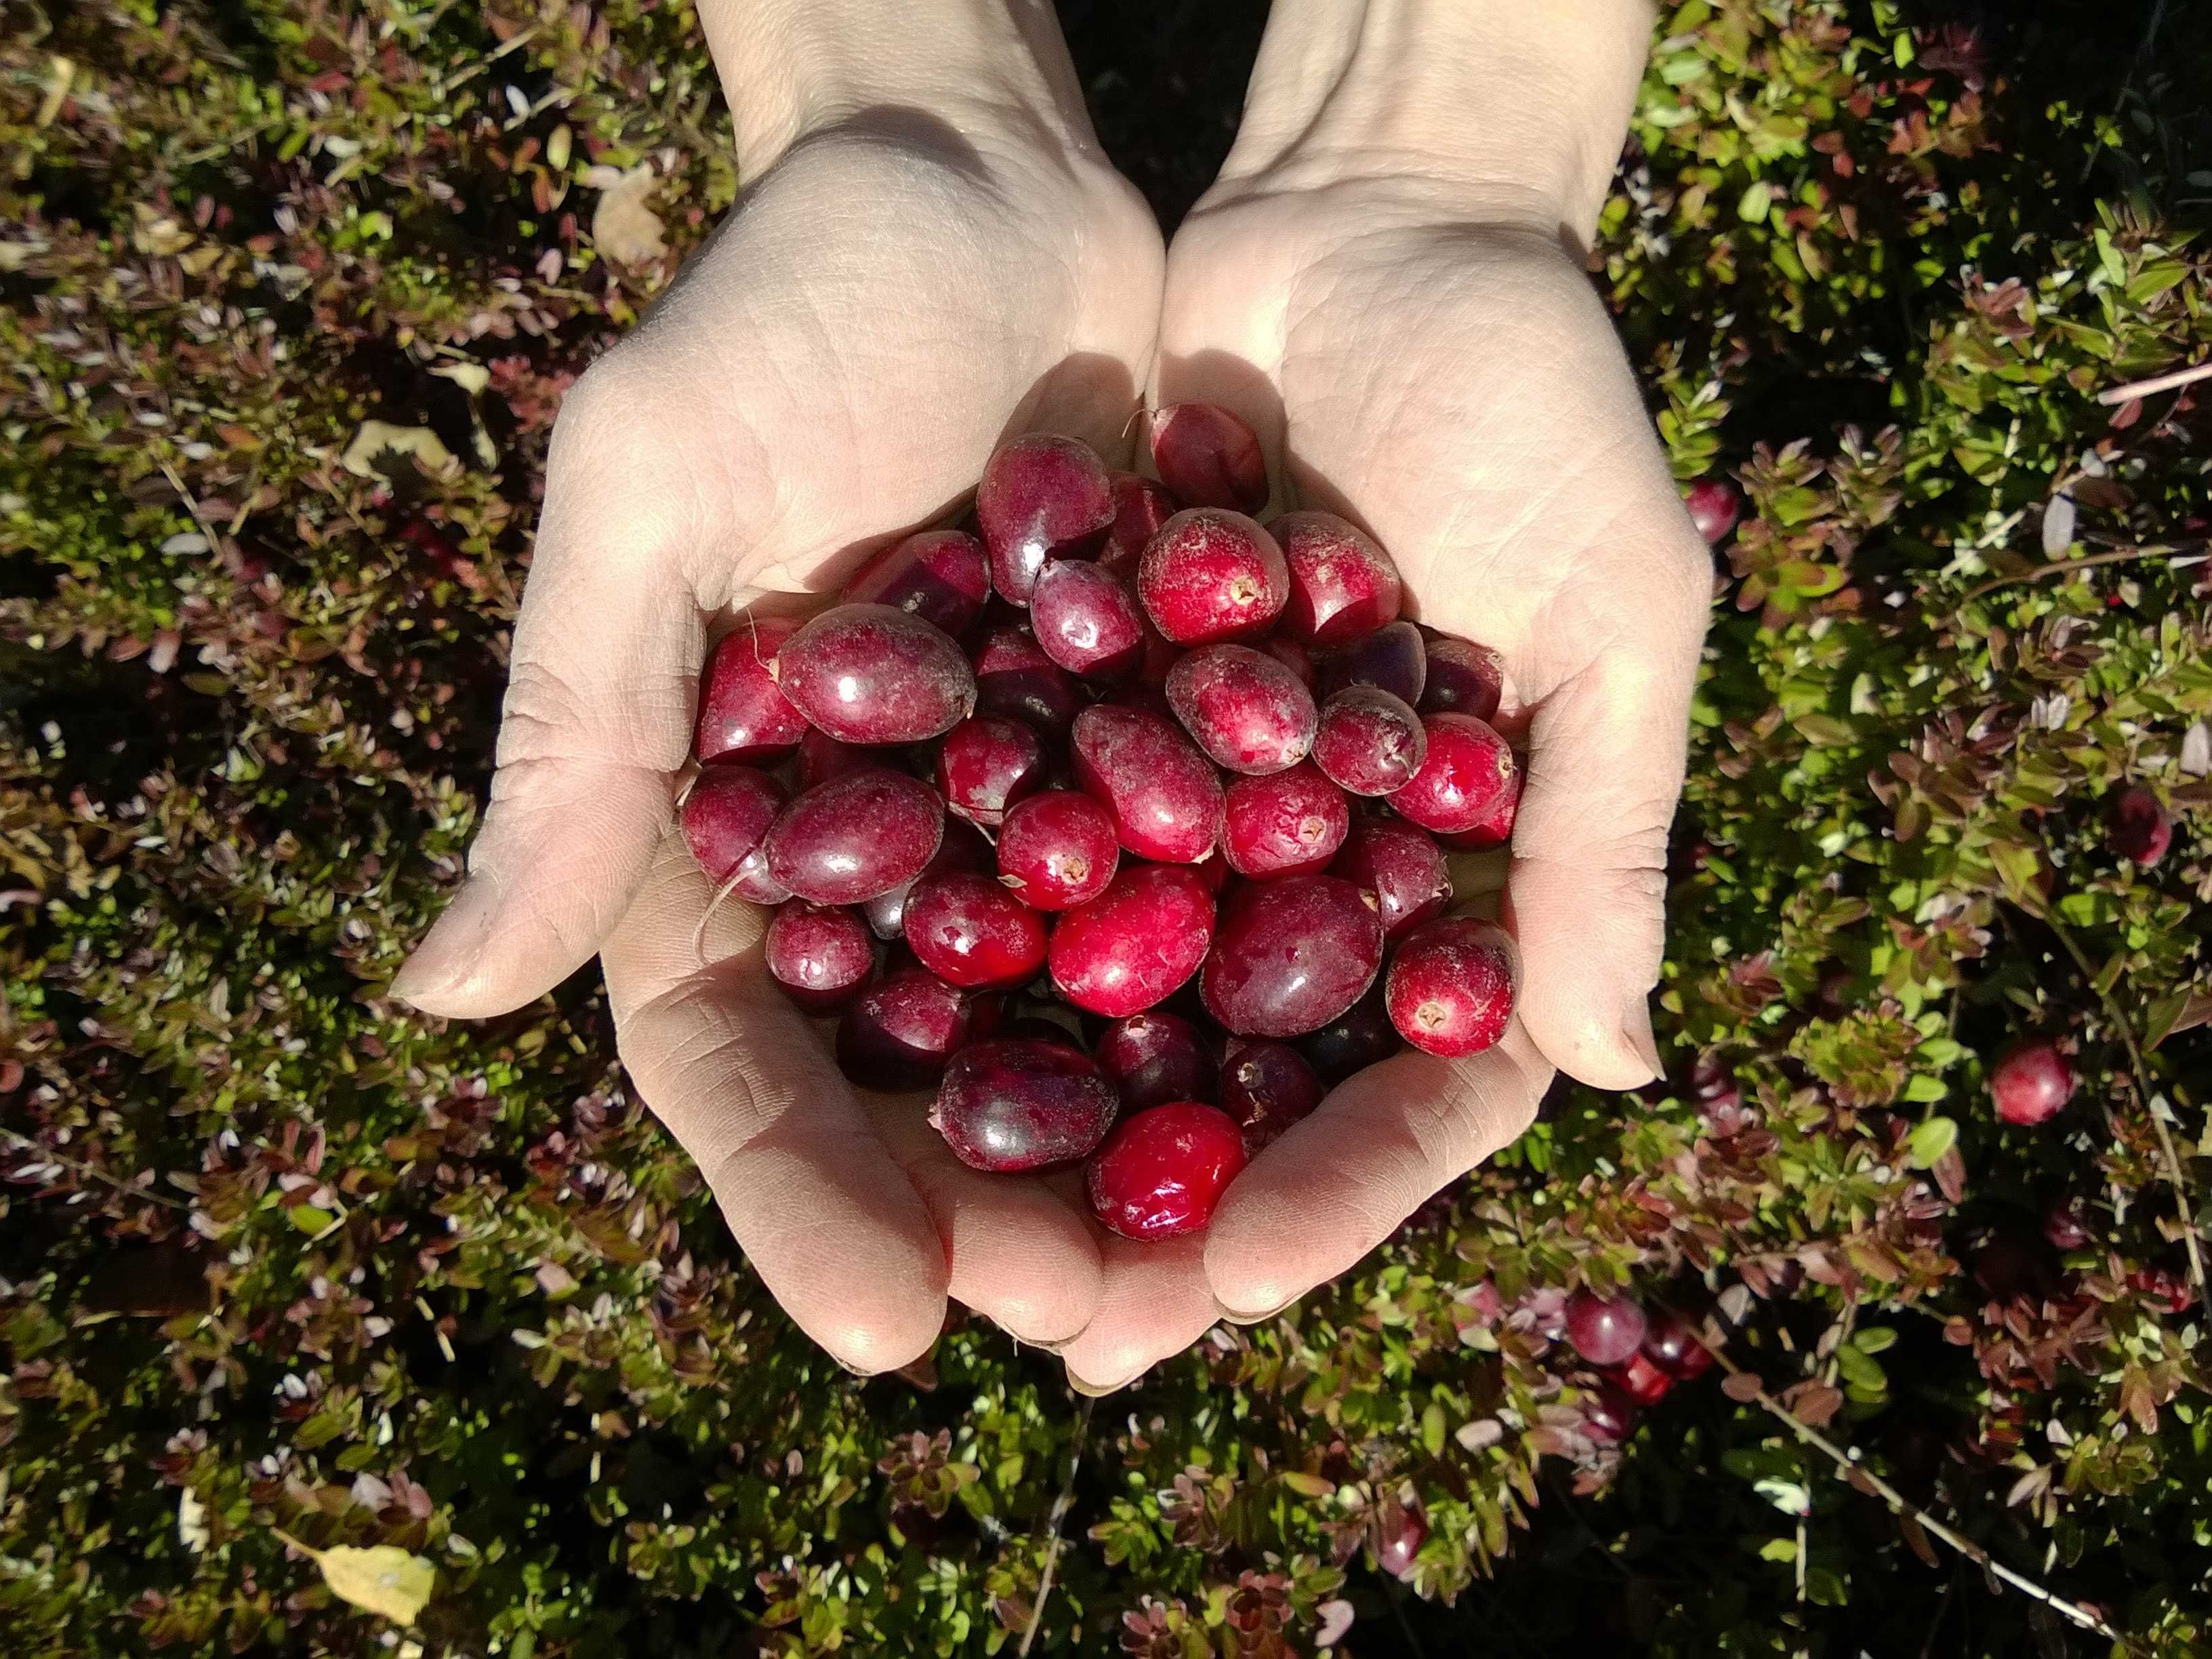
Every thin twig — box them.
[3,1132,192,1212]
[2095,359,2211,406]
[157,459,226,558]
[1019,1394,1094,1657]
[1956,539,2208,605]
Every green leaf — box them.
[288,1204,337,1235]
[277,1534,435,1624]
[1759,1537,1799,1563]
[1905,1116,1958,1168]
[1420,1402,1447,1458]
[1737,180,1775,223]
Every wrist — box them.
[698,0,1101,179]
[1218,0,1654,244]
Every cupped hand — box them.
[394,105,1165,1372]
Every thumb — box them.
[392,366,715,1017]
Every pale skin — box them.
[392,0,1708,1389]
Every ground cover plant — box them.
[3,0,2211,1653]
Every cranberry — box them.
[1070,704,1224,864]
[971,623,1085,739]
[1221,762,1351,878]
[1387,712,1517,836]
[1418,636,1504,722]
[796,726,875,790]
[1048,865,1216,1017]
[1137,509,1289,644]
[1085,1102,1249,1239]
[996,790,1120,910]
[1564,1289,1647,1367]
[1639,1307,1714,1380]
[1219,1038,1326,1151]
[695,617,806,764]
[1605,1351,1675,1407]
[935,715,1046,827]
[902,869,1049,991]
[1273,511,1402,647]
[975,432,1114,602]
[1296,987,1403,1082]
[1317,620,1426,707]
[774,603,976,744]
[1582,1386,1639,1447]
[1311,687,1426,796]
[764,902,875,1012]
[1989,1038,2074,1126]
[2043,1200,2093,1251]
[1434,770,1521,851]
[1200,874,1385,1038]
[2130,1264,2193,1315]
[763,766,944,905]
[1385,917,1516,1057]
[1685,477,1741,544]
[861,817,991,939]
[1101,472,1176,571]
[930,1038,1120,1171]
[680,765,785,886]
[842,527,991,636]
[1149,402,1267,512]
[1262,634,1315,689]
[1331,820,1450,940]
[1029,558,1147,680]
[1165,644,1318,775]
[2110,785,2172,866]
[836,966,987,1091]
[1372,1501,1427,1580]
[1096,1011,1214,1111]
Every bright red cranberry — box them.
[1435,770,1521,851]
[1639,1307,1714,1380]
[2043,1200,2092,1252]
[1685,477,1741,544]
[762,766,944,905]
[902,869,1048,991]
[1273,511,1402,647]
[2110,786,2172,866]
[1311,687,1426,796]
[1331,819,1450,940]
[1317,620,1426,707]
[975,432,1115,602]
[1137,509,1289,644]
[835,966,987,1091]
[1990,1038,2074,1126]
[971,623,1085,739]
[1263,634,1315,689]
[1564,1289,1647,1367]
[1200,874,1385,1038]
[1220,1038,1326,1151]
[935,715,1046,827]
[694,617,806,764]
[680,765,785,886]
[862,817,991,940]
[1373,1501,1427,1580]
[1096,1011,1214,1111]
[1606,1351,1675,1407]
[1387,712,1517,836]
[1166,644,1317,775]
[774,603,975,744]
[1085,1102,1249,1239]
[1029,558,1147,680]
[1148,402,1267,512]
[842,528,991,636]
[796,726,874,790]
[1385,917,1516,1057]
[996,790,1120,910]
[1221,762,1350,878]
[1101,472,1176,571]
[1295,987,1402,1082]
[1582,1386,1639,1447]
[764,902,875,1012]
[930,1038,1120,1171]
[1048,865,1216,1017]
[1070,704,1224,864]
[1419,635,1504,722]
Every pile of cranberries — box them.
[680,407,1520,1242]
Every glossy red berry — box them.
[1387,712,1517,837]
[1048,865,1216,1017]
[1095,1011,1214,1112]
[836,966,987,1091]
[935,715,1046,827]
[1149,402,1267,512]
[1685,477,1741,543]
[1070,704,1224,864]
[1418,635,1504,722]
[763,766,944,905]
[1385,917,1516,1057]
[1564,1289,1647,1367]
[1219,1039,1326,1151]
[861,817,992,941]
[842,528,991,636]
[1639,1307,1715,1380]
[1317,619,1426,707]
[774,603,975,744]
[1166,644,1317,775]
[1101,472,1177,571]
[1607,1351,1675,1407]
[1274,511,1402,647]
[2110,786,2172,866]
[1030,558,1147,680]
[1137,509,1289,644]
[1331,819,1451,940]
[1311,687,1426,796]
[1990,1038,2074,1126]
[971,623,1086,739]
[930,1038,1120,1171]
[2043,1200,2093,1252]
[902,869,1049,991]
[1221,762,1351,878]
[1200,874,1385,1038]
[976,432,1115,602]
[764,902,875,1012]
[1085,1102,1249,1240]
[996,790,1120,911]
[1434,770,1521,851]
[695,617,807,764]
[680,765,785,887]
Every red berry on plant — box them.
[1582,1386,1639,1447]
[1095,1011,1214,1112]
[1989,1038,2074,1126]
[842,527,991,636]
[774,603,976,744]
[1685,477,1741,544]
[1219,1038,1326,1151]
[1372,1501,1427,1580]
[2109,785,2172,866]
[902,869,1049,991]
[1331,819,1451,940]
[996,790,1120,911]
[1165,644,1319,775]
[1200,874,1385,1038]
[1639,1307,1715,1380]
[1070,703,1224,864]
[763,766,944,905]
[695,617,807,764]
[1564,1289,1647,1368]
[1148,402,1267,512]
[764,902,876,1012]
[1137,508,1290,644]
[1605,1351,1675,1407]
[1221,762,1351,878]
[935,715,1046,827]
[1385,917,1515,1057]
[1311,687,1427,796]
[975,432,1115,602]
[2043,1200,2092,1251]
[1030,558,1147,681]
[930,1038,1120,1171]
[1048,865,1217,1017]
[1085,1101,1249,1239]
[1274,510,1402,647]
[1387,712,1517,837]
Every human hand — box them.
[394,1,1164,1372]
[1050,0,1707,1381]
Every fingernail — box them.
[1215,1293,1300,1326]
[1622,1008,1664,1086]
[1068,1368,1139,1398]
[388,873,499,1010]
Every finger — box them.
[1052,1231,1221,1393]
[868,1106,1106,1346]
[392,362,718,1018]
[1205,1027,1552,1320]
[599,828,949,1374]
